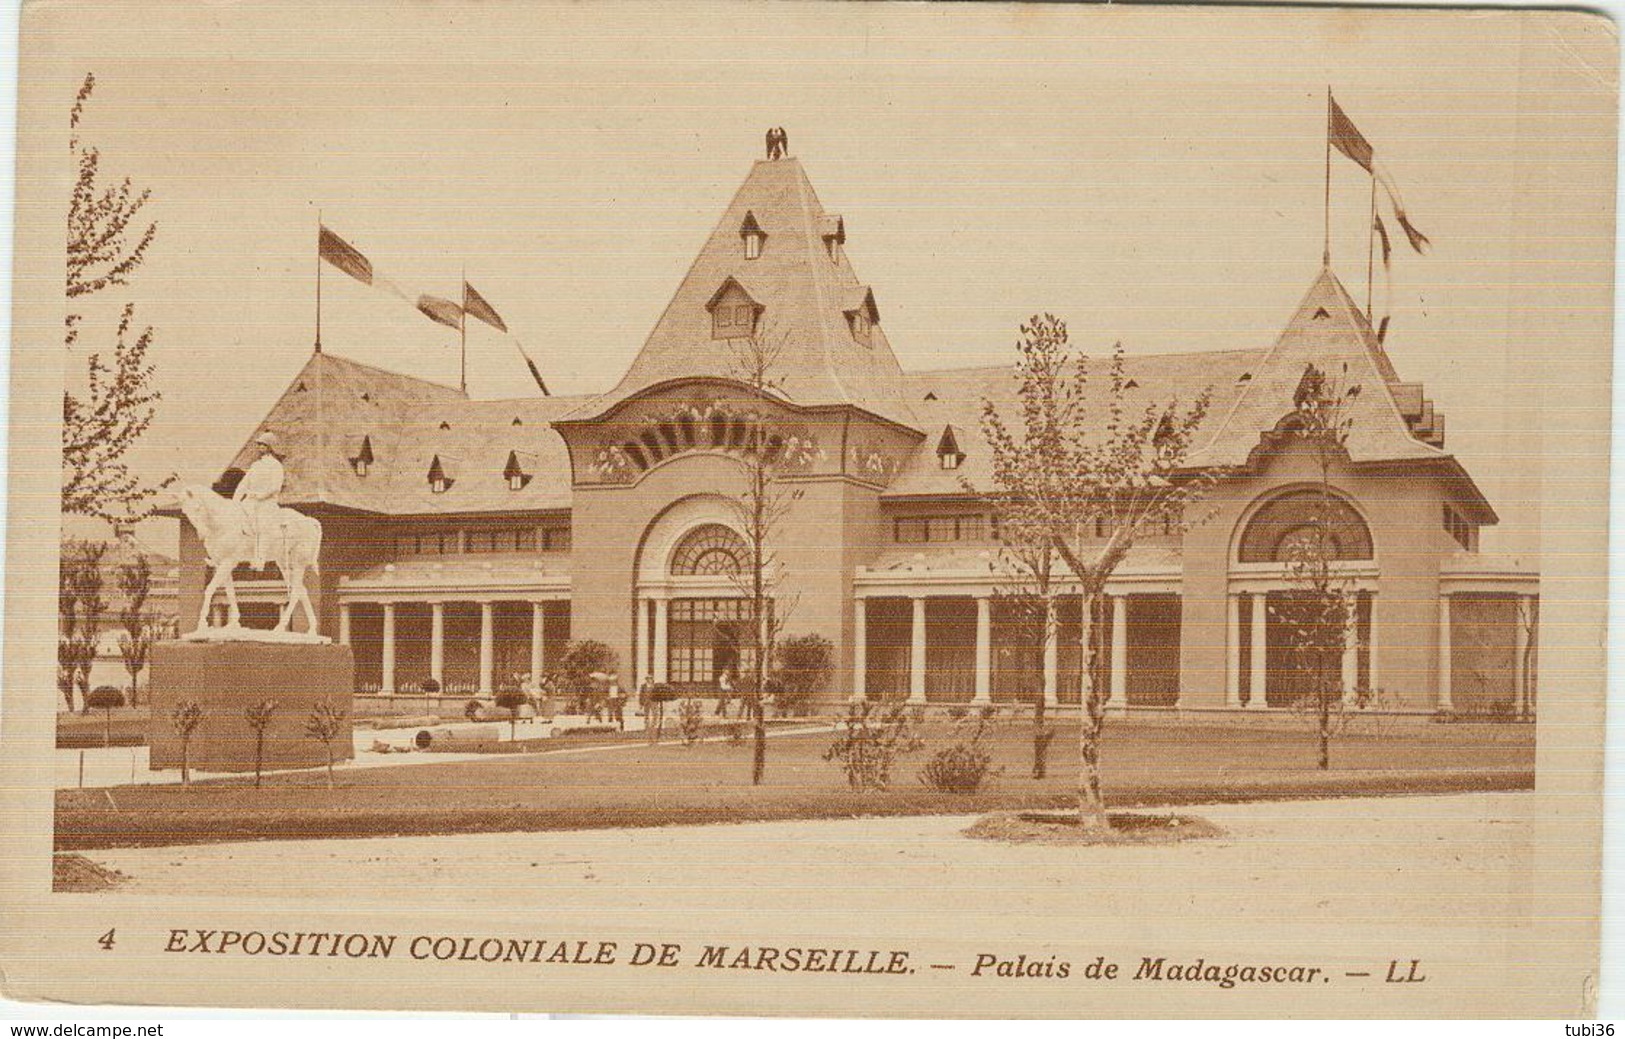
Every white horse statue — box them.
[175,484,325,640]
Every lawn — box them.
[54,718,1533,850]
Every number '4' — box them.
[97,928,115,951]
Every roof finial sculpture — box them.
[765,127,788,160]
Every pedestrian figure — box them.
[607,675,626,731]
[716,669,735,717]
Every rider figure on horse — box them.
[235,431,286,570]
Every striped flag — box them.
[318,225,405,298]
[463,281,507,333]
[515,340,549,396]
[1327,95,1431,255]
[416,294,463,330]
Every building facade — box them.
[177,153,1539,716]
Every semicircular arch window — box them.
[1237,488,1373,563]
[670,523,747,576]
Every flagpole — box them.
[460,266,468,394]
[1323,87,1332,268]
[1366,174,1377,321]
[315,210,323,353]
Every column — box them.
[1513,595,1530,716]
[1341,613,1359,706]
[1437,594,1453,711]
[478,601,495,696]
[381,603,397,696]
[1249,593,1268,709]
[1042,600,1059,707]
[852,598,868,702]
[1225,594,1242,708]
[909,597,927,703]
[530,602,546,691]
[636,599,652,688]
[972,596,992,704]
[430,602,446,688]
[1364,593,1378,699]
[1107,595,1127,710]
[653,598,670,683]
[337,603,352,646]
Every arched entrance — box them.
[632,497,769,693]
[1227,486,1378,709]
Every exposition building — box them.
[178,151,1539,716]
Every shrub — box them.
[946,705,969,720]
[921,711,1002,793]
[420,678,441,695]
[464,698,482,722]
[243,699,279,789]
[773,634,834,715]
[823,703,922,791]
[678,698,705,745]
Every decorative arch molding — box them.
[1231,484,1376,566]
[634,494,748,589]
[1242,411,1355,472]
[589,397,824,485]
[670,524,747,577]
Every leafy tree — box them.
[550,640,618,712]
[773,634,834,717]
[57,540,108,712]
[115,551,154,703]
[85,685,124,747]
[723,322,805,785]
[243,699,279,789]
[169,699,203,787]
[1275,362,1361,769]
[304,700,348,788]
[979,315,1220,832]
[62,72,170,523]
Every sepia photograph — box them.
[0,0,1614,1019]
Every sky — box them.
[23,1,1619,556]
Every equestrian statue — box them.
[175,432,326,640]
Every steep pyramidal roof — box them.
[574,157,919,429]
[1190,267,1452,470]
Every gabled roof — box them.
[566,157,919,428]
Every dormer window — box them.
[428,454,458,494]
[739,212,766,261]
[707,278,762,340]
[821,215,845,264]
[504,450,537,492]
[843,286,879,348]
[936,424,966,470]
[345,434,374,477]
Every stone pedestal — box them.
[147,640,355,773]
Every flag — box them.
[1327,94,1431,256]
[1328,96,1374,172]
[319,225,371,283]
[318,224,406,299]
[416,294,463,330]
[1373,212,1392,266]
[463,281,507,333]
[515,340,549,396]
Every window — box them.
[467,528,538,554]
[541,526,570,552]
[508,472,525,491]
[939,452,961,470]
[709,281,760,340]
[1238,489,1374,563]
[849,309,870,344]
[354,458,370,477]
[671,524,747,576]
[396,530,461,557]
[430,476,449,495]
[1443,506,1474,551]
[826,238,840,263]
[740,212,766,261]
[893,515,985,544]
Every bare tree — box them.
[723,323,806,786]
[1276,362,1362,769]
[115,550,153,703]
[979,315,1219,832]
[1517,596,1539,720]
[62,73,171,523]
[169,700,203,787]
[304,700,348,788]
[244,699,279,789]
